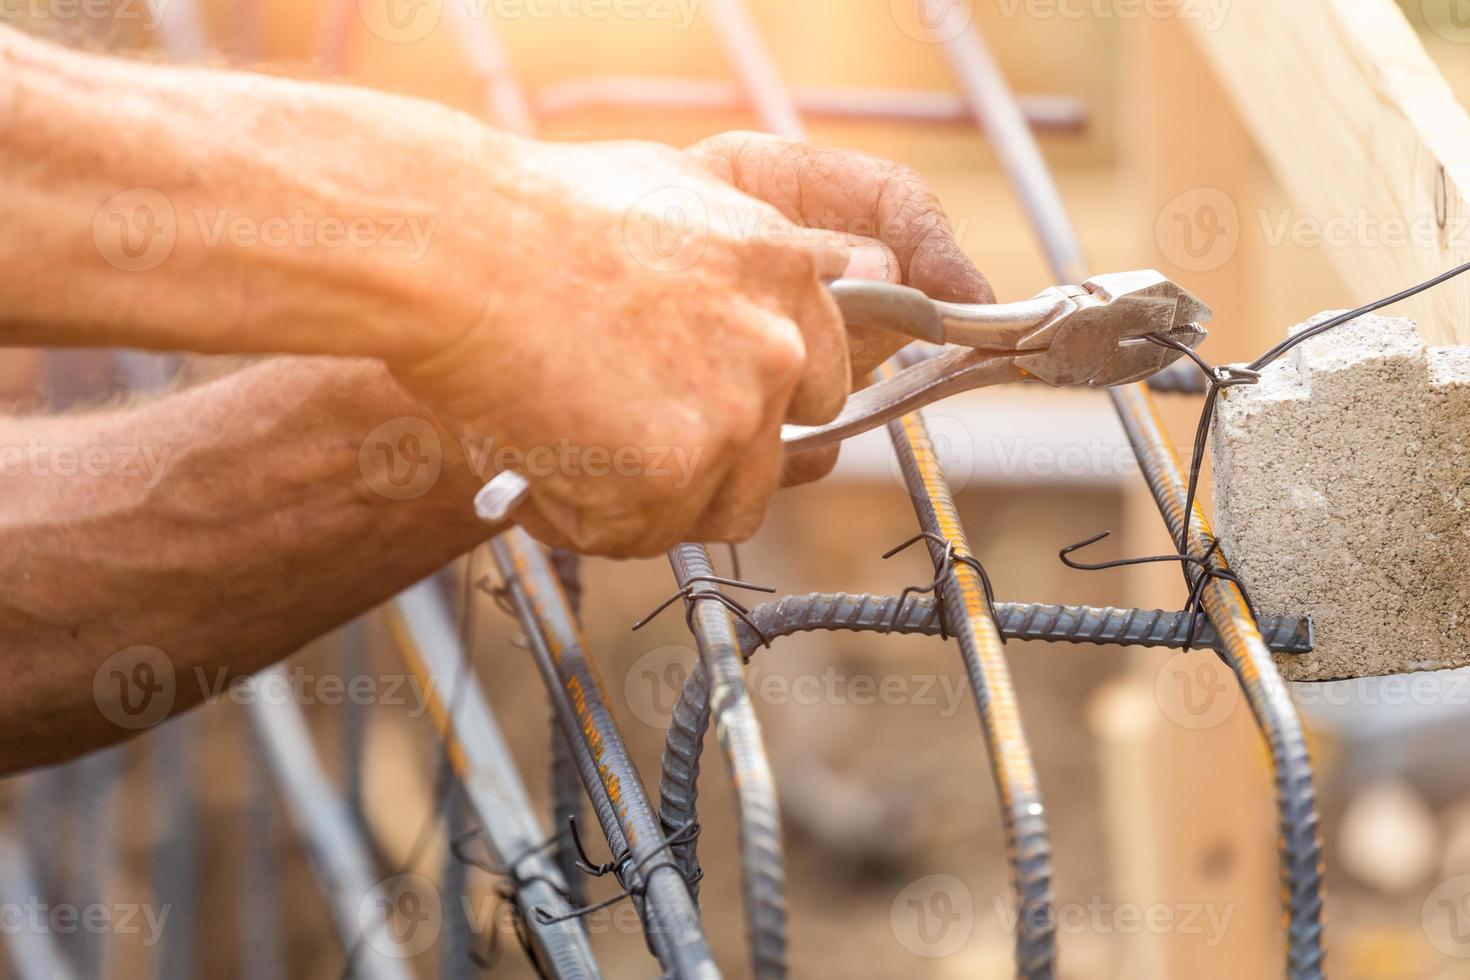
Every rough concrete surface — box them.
[1211,312,1470,681]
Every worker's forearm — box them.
[0,24,509,362]
[0,356,486,772]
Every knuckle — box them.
[759,324,808,385]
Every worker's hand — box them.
[684,132,993,485]
[393,135,853,557]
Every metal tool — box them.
[474,269,1210,524]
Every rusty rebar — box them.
[492,531,715,978]
[720,592,1313,657]
[921,3,1325,971]
[669,545,787,979]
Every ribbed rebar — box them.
[493,532,716,979]
[1112,386,1325,978]
[658,658,711,901]
[549,549,590,907]
[723,593,1312,657]
[669,545,788,980]
[926,4,1325,974]
[887,401,1057,979]
[386,579,601,980]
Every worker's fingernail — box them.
[844,243,896,282]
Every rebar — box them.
[492,531,716,979]
[886,399,1057,979]
[919,2,1326,970]
[722,592,1313,657]
[549,550,590,908]
[1111,386,1325,978]
[243,668,415,980]
[385,578,600,979]
[669,545,787,980]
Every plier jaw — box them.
[828,268,1211,388]
[780,269,1213,453]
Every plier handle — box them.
[475,269,1211,523]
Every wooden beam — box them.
[1182,0,1470,345]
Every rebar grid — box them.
[702,2,1057,974]
[917,2,1326,974]
[491,531,716,978]
[25,7,1334,980]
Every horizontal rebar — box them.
[729,593,1313,658]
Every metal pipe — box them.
[492,531,717,979]
[669,545,787,980]
[532,76,1087,131]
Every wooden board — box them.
[1182,0,1470,345]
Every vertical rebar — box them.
[669,545,787,979]
[491,531,716,979]
[921,2,1325,971]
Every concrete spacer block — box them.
[1211,312,1470,681]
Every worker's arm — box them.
[0,356,486,771]
[0,25,987,555]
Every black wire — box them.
[1070,261,1470,618]
[1249,259,1470,372]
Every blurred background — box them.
[3,1,1470,977]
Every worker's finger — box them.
[513,505,579,553]
[687,132,994,304]
[781,444,839,487]
[688,413,786,544]
[760,236,852,426]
